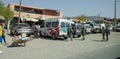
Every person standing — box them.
[81,26,87,40]
[102,27,110,42]
[67,25,73,41]
[1,23,7,45]
[0,24,3,53]
[101,27,105,40]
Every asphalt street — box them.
[0,31,120,59]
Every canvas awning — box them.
[21,18,38,22]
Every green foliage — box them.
[0,0,14,20]
[2,7,14,20]
[0,0,4,16]
[77,15,87,22]
[0,0,14,32]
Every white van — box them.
[39,18,70,39]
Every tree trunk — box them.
[7,20,10,33]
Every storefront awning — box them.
[21,18,38,22]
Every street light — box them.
[18,0,22,23]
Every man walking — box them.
[1,23,7,45]
[102,27,110,42]
[81,26,86,40]
[67,25,73,41]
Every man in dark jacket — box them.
[102,27,110,42]
[81,26,87,40]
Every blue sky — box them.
[1,0,120,18]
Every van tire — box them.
[64,37,68,39]
[77,35,81,37]
[39,31,43,37]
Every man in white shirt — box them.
[100,23,106,29]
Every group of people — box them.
[67,23,110,42]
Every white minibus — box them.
[39,18,70,39]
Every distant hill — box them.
[87,16,106,21]
[64,16,118,21]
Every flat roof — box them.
[8,3,60,12]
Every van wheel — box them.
[64,37,68,39]
[40,32,43,37]
[77,35,81,37]
[52,35,56,40]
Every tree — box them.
[0,0,4,16]
[2,7,14,32]
[0,1,14,32]
[77,15,87,22]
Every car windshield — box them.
[86,26,90,28]
[116,26,120,28]
[18,23,30,27]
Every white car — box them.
[84,24,92,34]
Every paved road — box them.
[0,31,120,59]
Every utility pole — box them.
[114,0,117,30]
[18,0,22,23]
[98,13,101,24]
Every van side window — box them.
[40,22,44,28]
[66,22,70,27]
[46,22,51,27]
[61,22,65,27]
[52,22,58,27]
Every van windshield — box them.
[52,22,59,27]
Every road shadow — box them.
[7,45,25,48]
[115,57,120,59]
[36,36,67,41]
[92,40,102,42]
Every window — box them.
[61,22,65,27]
[40,23,44,28]
[52,22,58,27]
[46,22,51,27]
[66,22,70,27]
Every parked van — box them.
[39,18,70,39]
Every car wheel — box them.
[14,30,18,35]
[10,31,13,35]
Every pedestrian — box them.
[0,23,3,53]
[67,25,73,41]
[81,26,87,40]
[102,27,110,42]
[1,23,7,45]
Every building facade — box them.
[8,3,63,21]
